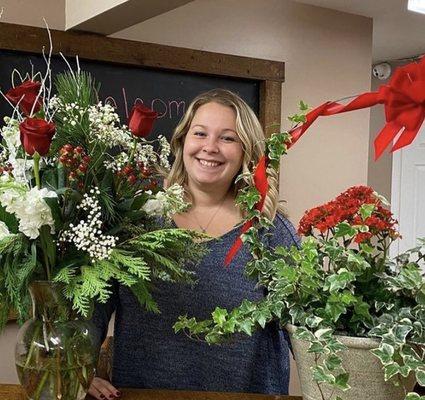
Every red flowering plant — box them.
[0,57,203,399]
[175,109,425,400]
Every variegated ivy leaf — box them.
[334,222,357,238]
[371,343,394,365]
[416,369,425,386]
[294,326,315,341]
[313,365,335,385]
[334,372,350,391]
[211,307,228,326]
[305,315,323,328]
[384,362,400,381]
[308,340,325,354]
[393,324,413,343]
[314,328,333,340]
[326,337,347,352]
[405,393,425,400]
[324,269,356,293]
[359,203,376,220]
[324,353,342,371]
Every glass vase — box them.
[15,281,97,400]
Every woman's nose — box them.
[202,137,219,153]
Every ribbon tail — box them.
[374,121,402,160]
[288,102,331,148]
[225,157,269,266]
[224,220,253,266]
[253,155,269,211]
[391,124,423,152]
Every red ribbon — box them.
[224,156,268,265]
[225,57,425,265]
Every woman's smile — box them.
[195,157,225,168]
[183,102,243,189]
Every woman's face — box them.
[183,102,243,191]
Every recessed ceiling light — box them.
[408,0,425,14]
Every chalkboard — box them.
[0,22,285,139]
[0,50,259,142]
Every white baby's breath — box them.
[60,188,118,262]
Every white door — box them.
[391,126,425,266]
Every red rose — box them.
[5,80,43,116]
[19,118,55,156]
[128,103,158,138]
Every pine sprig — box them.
[0,234,36,326]
[128,229,207,283]
[50,71,99,153]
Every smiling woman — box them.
[89,89,300,399]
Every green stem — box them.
[129,138,138,163]
[33,152,41,189]
[43,251,51,281]
[33,369,50,400]
[24,325,41,368]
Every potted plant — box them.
[174,122,425,400]
[0,61,203,399]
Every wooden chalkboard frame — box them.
[0,22,284,133]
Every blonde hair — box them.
[167,88,283,221]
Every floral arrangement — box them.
[175,110,425,400]
[0,66,203,326]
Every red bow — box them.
[225,57,425,266]
[375,57,425,158]
[290,56,425,158]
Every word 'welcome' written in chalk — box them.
[105,88,186,120]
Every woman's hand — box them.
[88,377,121,399]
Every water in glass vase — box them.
[16,361,96,400]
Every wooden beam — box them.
[0,22,285,82]
[66,0,195,35]
[259,80,282,136]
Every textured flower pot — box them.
[286,324,416,400]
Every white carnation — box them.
[142,184,187,218]
[9,158,33,184]
[1,118,20,158]
[142,197,166,215]
[0,186,57,239]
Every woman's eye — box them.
[194,131,207,137]
[221,135,237,142]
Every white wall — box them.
[0,0,65,29]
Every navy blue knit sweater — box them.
[91,213,300,394]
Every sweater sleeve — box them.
[90,280,118,351]
[266,213,301,250]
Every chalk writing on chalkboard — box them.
[105,88,186,120]
[0,50,259,141]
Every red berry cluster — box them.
[59,144,90,186]
[298,185,399,244]
[0,163,13,176]
[116,162,154,186]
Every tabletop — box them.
[0,384,303,400]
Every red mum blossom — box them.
[298,186,399,242]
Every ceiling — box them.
[294,0,425,63]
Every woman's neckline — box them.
[170,218,242,241]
